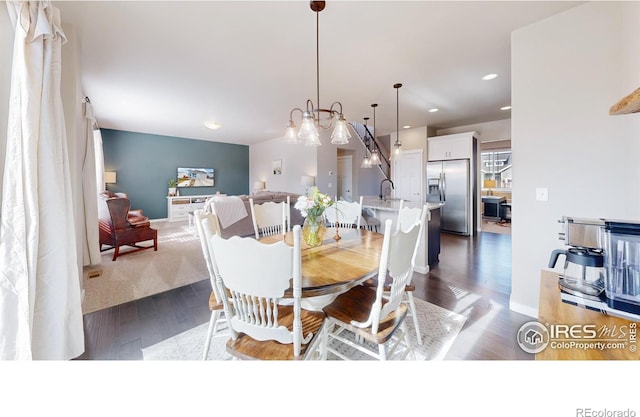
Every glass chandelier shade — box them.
[299,112,321,146]
[283,120,300,144]
[393,140,403,160]
[330,115,351,144]
[361,152,372,168]
[369,149,381,165]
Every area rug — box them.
[141,298,467,360]
[82,220,208,314]
[481,219,511,235]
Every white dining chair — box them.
[205,225,325,360]
[193,208,229,360]
[365,202,427,344]
[249,197,287,239]
[321,216,425,360]
[325,196,363,229]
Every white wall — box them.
[510,2,640,317]
[436,119,511,142]
[249,135,318,196]
[0,7,13,210]
[391,126,428,154]
[250,126,385,199]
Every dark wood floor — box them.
[77,230,533,360]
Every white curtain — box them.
[94,128,105,193]
[0,1,84,360]
[81,99,101,266]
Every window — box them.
[481,150,511,188]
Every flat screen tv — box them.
[177,167,214,187]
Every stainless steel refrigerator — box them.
[426,159,471,235]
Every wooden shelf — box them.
[609,86,640,115]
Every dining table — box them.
[259,226,384,310]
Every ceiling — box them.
[55,1,581,146]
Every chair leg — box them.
[378,343,387,361]
[202,310,219,360]
[406,292,423,345]
[402,321,416,360]
[321,320,329,360]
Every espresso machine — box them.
[549,216,606,301]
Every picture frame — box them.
[272,159,282,175]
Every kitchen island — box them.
[361,196,443,273]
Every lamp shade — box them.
[483,179,497,189]
[104,171,117,184]
[253,181,266,191]
[301,175,315,187]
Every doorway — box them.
[337,155,353,202]
[480,148,512,235]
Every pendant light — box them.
[369,103,381,165]
[361,117,372,168]
[284,1,350,146]
[392,83,403,160]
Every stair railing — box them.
[350,121,391,179]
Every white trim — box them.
[509,299,538,319]
[414,265,429,274]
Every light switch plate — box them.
[328,183,332,188]
[536,187,548,201]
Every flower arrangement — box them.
[294,188,334,218]
[294,188,334,247]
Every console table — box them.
[167,194,215,222]
[481,195,506,220]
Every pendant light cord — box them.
[316,9,320,115]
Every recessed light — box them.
[500,105,512,111]
[403,125,411,129]
[428,108,439,113]
[482,73,498,81]
[204,121,222,130]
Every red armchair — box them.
[98,193,158,261]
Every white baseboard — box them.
[150,218,169,223]
[509,299,538,319]
[414,265,429,274]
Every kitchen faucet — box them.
[379,178,395,200]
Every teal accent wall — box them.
[102,129,249,219]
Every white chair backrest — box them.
[207,225,311,357]
[194,209,223,303]
[395,200,424,233]
[250,197,287,239]
[325,196,362,229]
[365,209,426,334]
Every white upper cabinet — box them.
[427,132,477,161]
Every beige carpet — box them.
[82,220,208,314]
[141,297,467,360]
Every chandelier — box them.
[284,1,351,146]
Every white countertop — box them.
[361,196,443,212]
